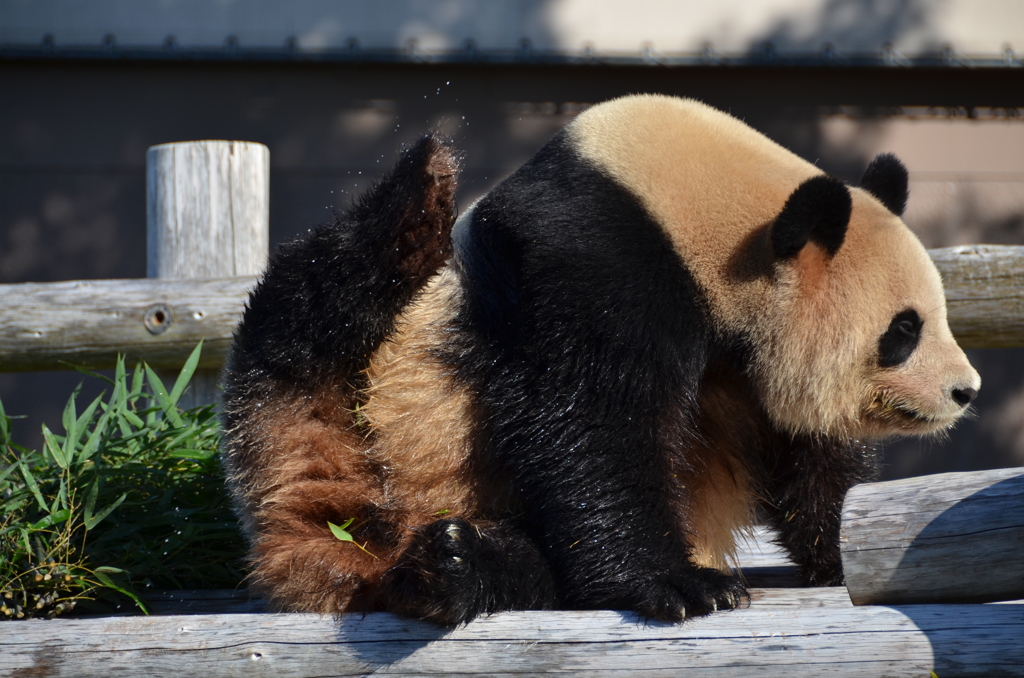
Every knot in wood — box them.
[144,303,173,335]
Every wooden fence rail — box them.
[1,244,1023,373]
[3,598,1023,678]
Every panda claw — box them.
[444,523,462,541]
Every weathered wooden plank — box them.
[146,140,269,281]
[933,244,1024,348]
[0,277,255,372]
[2,602,1022,677]
[1,246,1022,373]
[841,466,1024,605]
[147,140,269,407]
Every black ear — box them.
[859,153,908,216]
[771,175,852,259]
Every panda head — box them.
[566,95,979,440]
[755,153,981,439]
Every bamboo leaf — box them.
[75,393,103,440]
[130,363,145,401]
[77,407,110,464]
[145,365,183,428]
[83,479,100,528]
[61,383,80,442]
[18,462,47,512]
[93,568,149,615]
[0,395,8,442]
[29,508,71,531]
[169,341,203,407]
[41,424,69,469]
[328,519,356,542]
[85,492,127,531]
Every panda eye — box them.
[878,309,922,368]
[896,319,917,337]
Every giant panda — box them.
[221,94,980,624]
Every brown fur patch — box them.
[663,360,760,571]
[396,140,460,284]
[223,378,402,613]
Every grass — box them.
[0,344,246,619]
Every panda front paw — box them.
[631,567,748,622]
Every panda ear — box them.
[859,153,908,217]
[771,175,852,260]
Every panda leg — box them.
[382,518,559,624]
[761,435,880,585]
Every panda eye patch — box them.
[878,309,922,368]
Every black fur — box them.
[760,435,880,586]
[771,175,852,259]
[859,153,909,217]
[223,134,459,394]
[384,519,558,624]
[878,309,923,368]
[446,131,746,621]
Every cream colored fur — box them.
[570,95,979,440]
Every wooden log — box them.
[933,244,1024,349]
[0,246,1023,374]
[2,601,1022,677]
[0,277,255,372]
[147,140,269,407]
[841,466,1024,605]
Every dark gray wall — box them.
[2,59,1022,478]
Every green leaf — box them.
[61,383,81,442]
[327,519,378,560]
[19,463,47,512]
[85,492,127,531]
[121,408,146,430]
[168,448,217,461]
[93,568,149,615]
[61,384,89,463]
[41,424,69,469]
[145,365,183,428]
[0,394,8,442]
[29,509,71,531]
[328,518,356,542]
[0,458,20,485]
[67,362,116,386]
[77,406,110,464]
[75,393,103,439]
[83,479,100,527]
[130,363,145,401]
[169,341,203,407]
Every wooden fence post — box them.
[146,140,269,408]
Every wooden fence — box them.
[1,141,1022,677]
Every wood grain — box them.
[932,244,1024,348]
[1,246,1022,373]
[146,140,269,280]
[147,140,269,407]
[0,277,255,372]
[2,601,1022,677]
[841,466,1024,605]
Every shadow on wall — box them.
[752,0,938,54]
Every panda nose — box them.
[951,387,978,407]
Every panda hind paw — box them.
[384,518,557,625]
[634,568,748,623]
